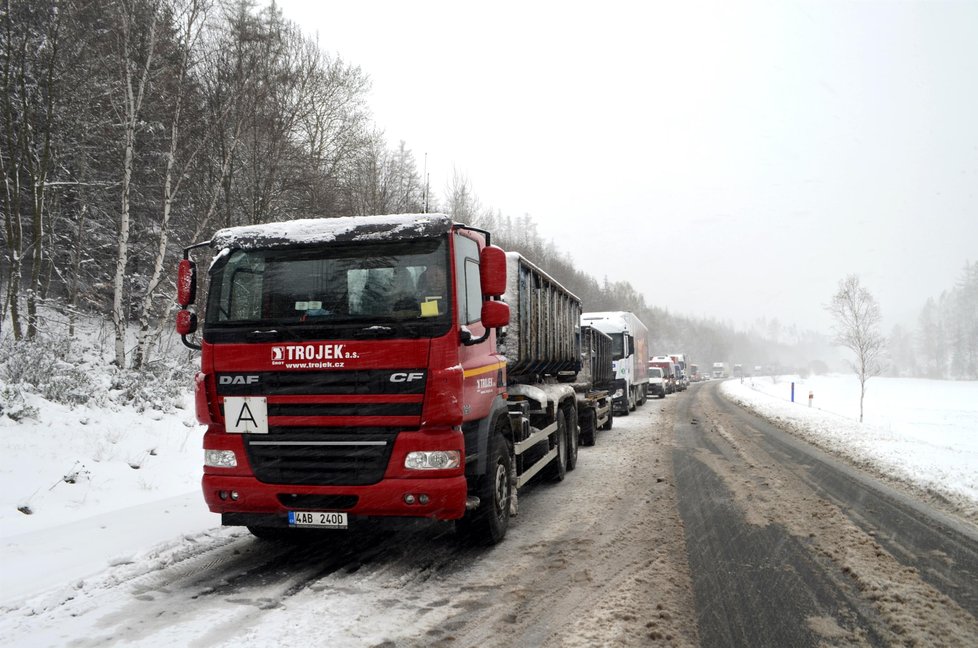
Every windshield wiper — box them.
[246,329,281,342]
[354,325,396,339]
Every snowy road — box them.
[5,383,978,647]
[0,400,698,647]
[677,381,978,647]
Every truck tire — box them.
[543,409,568,482]
[628,388,637,411]
[563,403,579,471]
[637,386,647,406]
[601,408,614,431]
[456,427,512,545]
[579,409,597,447]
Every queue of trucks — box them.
[175,213,646,545]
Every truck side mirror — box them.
[176,309,198,336]
[480,245,507,297]
[481,300,510,329]
[177,259,197,307]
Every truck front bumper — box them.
[610,379,629,413]
[203,473,468,523]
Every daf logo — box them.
[390,372,424,383]
[219,375,261,385]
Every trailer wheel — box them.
[456,427,512,545]
[564,404,579,471]
[580,409,597,447]
[543,409,568,482]
[601,407,614,431]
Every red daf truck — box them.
[176,213,597,544]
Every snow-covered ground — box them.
[721,374,978,522]
[2,370,976,626]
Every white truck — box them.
[580,311,649,415]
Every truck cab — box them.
[176,214,514,538]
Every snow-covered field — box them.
[2,370,976,622]
[721,374,978,522]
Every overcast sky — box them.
[276,0,977,334]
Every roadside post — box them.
[808,390,813,407]
[791,382,795,402]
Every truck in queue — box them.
[175,213,594,545]
[712,362,729,379]
[574,324,614,444]
[669,353,689,390]
[649,355,678,393]
[579,311,649,414]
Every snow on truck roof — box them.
[209,213,454,250]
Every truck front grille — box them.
[215,370,426,486]
[244,428,398,486]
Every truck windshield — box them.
[204,238,451,339]
[609,333,625,360]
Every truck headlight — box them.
[404,451,461,470]
[612,389,624,399]
[205,449,237,468]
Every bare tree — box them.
[1,0,65,340]
[131,0,211,370]
[110,0,161,367]
[827,275,885,423]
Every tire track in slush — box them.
[676,381,978,647]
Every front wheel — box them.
[601,407,614,431]
[456,429,512,545]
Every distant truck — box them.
[649,356,678,393]
[712,362,729,379]
[580,311,649,414]
[669,353,689,388]
[175,213,606,545]
[574,325,615,444]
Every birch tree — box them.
[1,0,65,340]
[827,275,885,423]
[110,0,160,367]
[131,0,210,370]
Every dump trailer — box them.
[580,311,650,414]
[175,213,583,545]
[574,325,614,445]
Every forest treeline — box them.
[2,0,974,380]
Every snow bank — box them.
[721,375,978,520]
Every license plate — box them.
[288,511,348,529]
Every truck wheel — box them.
[637,387,647,406]
[456,429,512,545]
[601,408,614,430]
[628,388,637,411]
[543,409,568,482]
[564,404,579,471]
[579,409,597,447]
